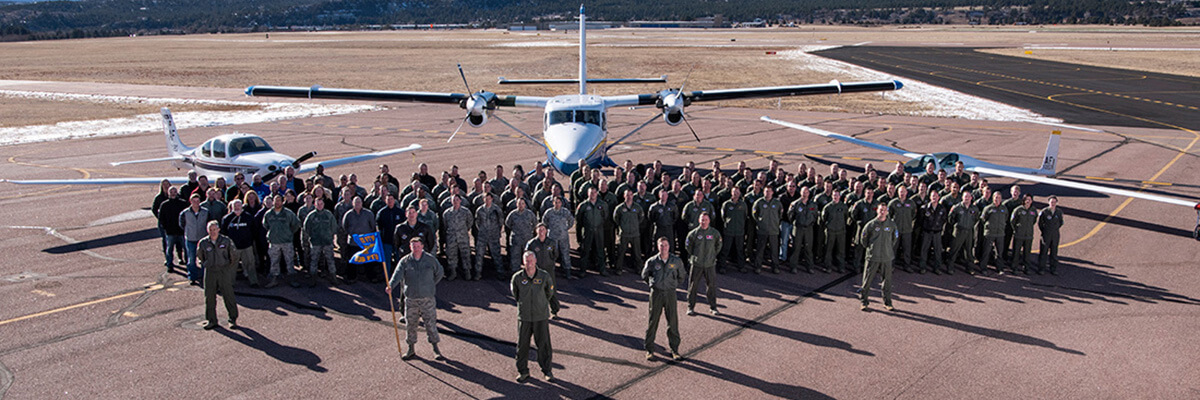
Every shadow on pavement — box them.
[884,309,1085,356]
[43,228,158,254]
[217,326,327,372]
[678,357,835,399]
[713,314,875,357]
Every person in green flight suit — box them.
[642,237,687,361]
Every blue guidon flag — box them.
[350,232,383,264]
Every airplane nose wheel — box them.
[1193,210,1200,241]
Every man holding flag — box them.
[387,237,445,361]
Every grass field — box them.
[1,25,1196,126]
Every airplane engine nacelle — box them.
[462,92,494,128]
[664,111,684,126]
[468,111,488,127]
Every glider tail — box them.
[1039,130,1061,175]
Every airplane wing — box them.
[1,177,189,185]
[110,156,186,166]
[297,144,423,173]
[760,116,924,159]
[245,86,550,108]
[971,166,1200,210]
[604,80,903,108]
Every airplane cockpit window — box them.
[549,110,574,125]
[939,153,959,169]
[575,110,601,126]
[201,141,213,158]
[212,139,227,159]
[228,137,274,157]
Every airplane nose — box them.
[544,123,602,173]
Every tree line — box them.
[1,0,1194,41]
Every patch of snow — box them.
[0,90,380,146]
[782,46,1059,123]
[493,41,576,48]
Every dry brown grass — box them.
[978,48,1200,78]
[0,26,1193,125]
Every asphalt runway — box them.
[815,46,1200,131]
[1,75,1199,399]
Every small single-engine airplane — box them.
[2,108,422,185]
[760,116,1200,211]
[245,6,903,174]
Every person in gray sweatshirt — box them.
[179,193,211,285]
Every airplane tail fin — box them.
[161,108,190,156]
[578,4,587,95]
[1038,130,1061,175]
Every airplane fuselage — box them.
[542,95,612,174]
[176,133,295,182]
[904,152,1045,178]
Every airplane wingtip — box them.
[244,86,255,96]
[893,80,904,90]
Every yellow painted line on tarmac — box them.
[0,281,189,327]
[714,148,736,152]
[1059,129,1199,250]
[858,126,893,139]
[1142,181,1171,186]
[849,50,1199,251]
[1084,176,1114,181]
[31,289,56,297]
[754,150,784,155]
[641,143,661,147]
[677,145,697,149]
[841,156,863,161]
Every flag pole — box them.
[355,232,403,354]
[383,261,403,354]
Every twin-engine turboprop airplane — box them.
[760,116,1200,210]
[245,6,903,174]
[2,108,422,185]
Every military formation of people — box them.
[153,157,1065,377]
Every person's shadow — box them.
[217,326,327,372]
[674,357,835,399]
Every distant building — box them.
[629,15,727,28]
[548,22,613,30]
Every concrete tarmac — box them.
[1,72,1199,398]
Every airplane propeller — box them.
[449,64,495,143]
[262,150,317,182]
[658,65,701,142]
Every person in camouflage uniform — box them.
[506,198,539,272]
[442,195,474,280]
[542,196,576,279]
[475,194,506,279]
